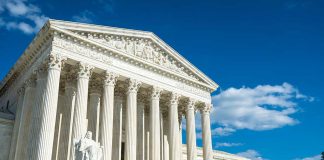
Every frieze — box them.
[52,37,113,65]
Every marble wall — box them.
[0,118,13,160]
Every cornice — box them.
[0,23,53,96]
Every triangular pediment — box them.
[49,19,218,91]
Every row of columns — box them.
[9,53,213,160]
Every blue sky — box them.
[0,0,323,159]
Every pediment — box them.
[49,19,218,91]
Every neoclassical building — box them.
[0,20,247,160]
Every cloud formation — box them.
[72,10,95,23]
[236,150,267,160]
[215,142,243,148]
[0,0,48,34]
[294,154,321,160]
[210,83,313,136]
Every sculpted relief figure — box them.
[81,33,194,78]
[75,131,103,160]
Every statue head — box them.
[85,131,93,139]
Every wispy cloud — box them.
[208,83,313,136]
[215,142,243,148]
[294,154,321,160]
[0,0,48,34]
[71,0,115,24]
[72,10,95,23]
[236,150,267,160]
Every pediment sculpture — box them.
[74,32,200,80]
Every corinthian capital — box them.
[200,103,212,114]
[169,92,180,105]
[103,71,119,86]
[126,78,141,93]
[24,76,36,88]
[76,62,94,79]
[45,53,67,70]
[17,86,25,96]
[186,98,197,111]
[151,86,162,99]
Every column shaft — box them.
[112,96,123,160]
[137,100,145,160]
[100,72,118,160]
[51,94,65,160]
[163,113,169,160]
[150,86,162,160]
[71,63,92,140]
[178,115,183,160]
[8,87,25,160]
[168,93,180,160]
[186,99,197,160]
[27,54,64,160]
[144,109,150,160]
[88,92,101,142]
[63,83,77,160]
[201,104,213,160]
[124,79,141,160]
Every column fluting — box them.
[71,62,93,139]
[124,79,141,160]
[137,92,146,160]
[8,86,25,160]
[59,77,77,160]
[100,71,118,160]
[112,86,124,160]
[201,103,213,160]
[88,79,102,142]
[27,54,65,160]
[186,98,197,160]
[168,92,180,160]
[70,62,93,160]
[150,86,162,160]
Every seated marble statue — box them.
[75,131,103,160]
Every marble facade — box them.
[0,19,247,160]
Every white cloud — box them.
[236,150,267,160]
[72,10,95,23]
[215,142,243,148]
[294,154,321,160]
[209,83,312,136]
[0,0,48,34]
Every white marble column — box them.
[201,103,213,160]
[168,92,180,160]
[52,93,65,160]
[150,86,162,160]
[144,107,150,160]
[160,111,164,160]
[13,77,36,160]
[137,93,146,160]
[178,113,183,160]
[27,54,65,160]
[186,98,197,160]
[60,77,77,160]
[100,71,118,160]
[88,80,101,142]
[8,86,25,160]
[72,62,93,138]
[27,67,47,159]
[162,112,169,160]
[71,62,93,159]
[124,79,141,160]
[112,88,124,160]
